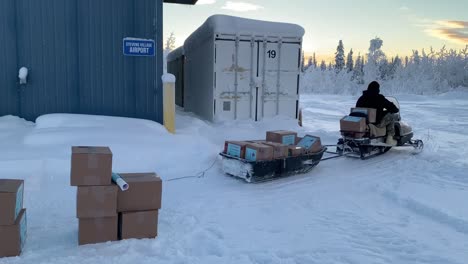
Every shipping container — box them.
[167,47,185,107]
[174,15,305,122]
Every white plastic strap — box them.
[276,39,283,115]
[234,35,240,120]
[261,38,268,119]
[249,36,255,119]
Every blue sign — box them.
[282,135,296,145]
[123,38,155,56]
[297,136,317,149]
[246,148,257,161]
[227,143,241,158]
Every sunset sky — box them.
[163,0,467,62]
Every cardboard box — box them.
[297,135,322,153]
[246,140,266,143]
[0,209,27,257]
[288,146,303,157]
[351,107,377,123]
[78,216,118,245]
[77,185,118,218]
[295,136,303,145]
[0,179,24,225]
[117,173,162,212]
[260,142,289,159]
[119,210,158,240]
[245,143,274,162]
[70,146,113,186]
[340,116,367,132]
[223,141,249,158]
[266,130,297,145]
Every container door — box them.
[0,0,20,117]
[214,39,258,120]
[258,41,301,120]
[16,0,79,121]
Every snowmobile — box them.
[336,97,424,159]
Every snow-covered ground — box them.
[1,93,467,264]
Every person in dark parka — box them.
[356,81,399,145]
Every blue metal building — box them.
[0,0,197,122]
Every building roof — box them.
[163,0,198,4]
[167,46,184,62]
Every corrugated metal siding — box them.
[16,0,79,121]
[0,0,19,117]
[77,0,137,118]
[0,0,163,123]
[134,0,163,121]
[77,0,162,122]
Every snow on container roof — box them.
[167,46,184,62]
[184,15,305,52]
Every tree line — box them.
[301,38,468,94]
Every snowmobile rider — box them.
[356,81,399,146]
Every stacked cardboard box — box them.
[70,146,118,245]
[117,173,162,240]
[266,130,304,156]
[224,141,249,159]
[340,116,367,132]
[266,130,297,145]
[350,107,377,123]
[223,130,322,160]
[70,146,162,245]
[244,143,274,161]
[340,116,367,138]
[260,142,289,159]
[296,135,322,154]
[0,179,27,257]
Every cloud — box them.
[425,20,468,45]
[196,0,216,4]
[402,11,467,45]
[399,6,410,11]
[221,1,264,12]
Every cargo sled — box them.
[220,147,326,183]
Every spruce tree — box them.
[335,40,345,72]
[346,49,354,72]
[353,53,364,84]
[307,56,313,68]
[165,32,176,52]
[320,60,327,71]
[312,53,317,68]
[413,50,420,65]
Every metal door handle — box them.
[18,67,28,84]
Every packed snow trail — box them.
[0,93,467,264]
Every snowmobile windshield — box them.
[385,96,400,110]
